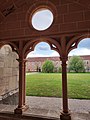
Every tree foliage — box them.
[42,60,54,73]
[68,56,85,73]
[58,67,62,73]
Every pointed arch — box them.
[0,41,19,55]
[23,37,62,58]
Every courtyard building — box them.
[26,56,90,72]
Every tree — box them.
[42,60,54,73]
[68,56,85,73]
[58,67,62,73]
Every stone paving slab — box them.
[25,96,90,120]
[0,96,90,120]
[26,96,90,114]
[0,104,16,112]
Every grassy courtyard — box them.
[26,73,90,99]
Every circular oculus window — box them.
[31,9,54,31]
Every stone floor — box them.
[0,96,90,120]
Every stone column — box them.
[14,58,28,114]
[60,57,71,120]
[23,60,27,105]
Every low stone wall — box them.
[0,90,18,105]
[0,45,19,105]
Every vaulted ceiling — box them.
[0,0,90,24]
[0,0,90,41]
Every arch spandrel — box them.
[66,33,90,55]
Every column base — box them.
[60,112,71,120]
[14,105,29,114]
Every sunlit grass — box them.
[26,73,90,99]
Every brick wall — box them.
[0,0,90,39]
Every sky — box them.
[27,38,90,58]
[27,10,90,58]
[32,9,53,31]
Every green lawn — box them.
[26,73,90,99]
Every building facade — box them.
[26,56,90,72]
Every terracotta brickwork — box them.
[0,0,90,39]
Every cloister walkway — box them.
[0,96,90,120]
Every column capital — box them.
[16,58,27,63]
[60,56,68,62]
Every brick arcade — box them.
[0,0,90,120]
